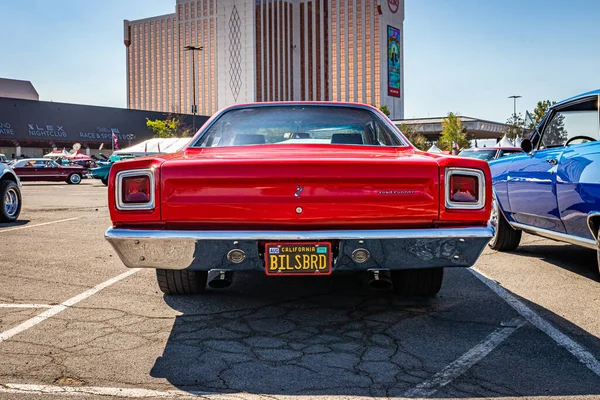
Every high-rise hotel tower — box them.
[124,0,404,118]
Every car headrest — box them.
[232,134,266,146]
[293,132,310,139]
[331,133,364,145]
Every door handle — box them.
[546,158,558,165]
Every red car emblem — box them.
[388,0,399,14]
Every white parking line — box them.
[0,383,209,398]
[404,317,525,398]
[0,217,79,233]
[0,268,140,343]
[0,304,53,309]
[470,268,600,377]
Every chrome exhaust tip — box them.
[367,269,392,290]
[208,270,234,289]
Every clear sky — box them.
[0,0,599,123]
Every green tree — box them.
[146,115,192,138]
[438,112,468,151]
[378,105,390,117]
[504,113,525,140]
[398,123,428,151]
[528,100,553,129]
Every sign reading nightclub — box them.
[0,97,207,146]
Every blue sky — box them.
[0,0,599,122]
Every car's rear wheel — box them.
[156,269,208,295]
[596,228,600,277]
[488,194,521,251]
[0,180,21,222]
[391,267,443,297]
[67,173,82,185]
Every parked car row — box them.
[4,91,599,300]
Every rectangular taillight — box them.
[122,176,150,203]
[445,168,485,209]
[116,169,155,210]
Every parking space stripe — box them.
[0,304,53,309]
[404,317,525,398]
[0,383,209,398]
[0,268,140,343]
[0,217,79,233]
[471,268,600,377]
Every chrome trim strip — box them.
[445,167,485,210]
[115,169,155,211]
[105,226,494,241]
[510,222,597,250]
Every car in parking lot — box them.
[459,147,522,161]
[105,102,494,297]
[11,158,87,184]
[0,162,21,222]
[489,90,600,273]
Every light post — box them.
[184,45,204,133]
[508,95,522,138]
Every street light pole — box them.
[184,45,204,134]
[508,95,522,138]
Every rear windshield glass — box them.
[192,106,405,147]
[458,149,496,161]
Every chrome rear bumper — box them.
[105,226,493,271]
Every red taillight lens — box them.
[449,174,478,203]
[122,175,151,204]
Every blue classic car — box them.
[489,90,600,273]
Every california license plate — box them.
[265,242,332,276]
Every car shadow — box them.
[511,242,599,282]
[0,219,29,228]
[149,269,600,398]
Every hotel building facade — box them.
[124,0,404,118]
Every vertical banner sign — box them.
[387,26,401,97]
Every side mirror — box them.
[521,139,532,153]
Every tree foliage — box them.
[438,112,468,151]
[504,113,525,140]
[529,100,554,130]
[146,115,192,138]
[378,105,391,117]
[398,123,428,151]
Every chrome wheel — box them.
[69,174,81,184]
[490,195,499,233]
[4,187,19,218]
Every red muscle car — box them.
[105,103,493,297]
[11,158,87,184]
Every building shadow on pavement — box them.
[150,269,600,398]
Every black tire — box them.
[391,268,443,297]
[488,195,521,251]
[0,180,21,222]
[101,177,108,186]
[156,269,208,295]
[67,173,82,185]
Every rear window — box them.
[192,106,405,147]
[458,149,497,161]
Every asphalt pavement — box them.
[0,180,599,400]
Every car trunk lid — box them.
[160,146,439,228]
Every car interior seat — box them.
[331,133,364,145]
[232,134,266,146]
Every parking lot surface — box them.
[0,181,599,400]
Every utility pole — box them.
[184,45,204,134]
